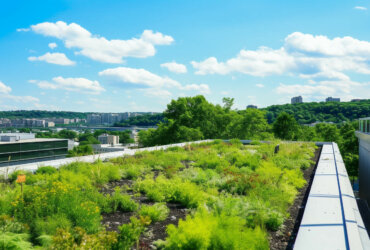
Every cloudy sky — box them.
[0,0,369,112]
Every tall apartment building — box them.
[87,114,102,125]
[53,118,70,125]
[291,96,303,104]
[326,97,340,102]
[87,113,135,125]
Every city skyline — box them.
[1,0,370,112]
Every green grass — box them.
[0,140,316,249]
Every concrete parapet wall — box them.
[294,143,370,250]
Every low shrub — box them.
[116,216,150,250]
[109,187,138,212]
[165,209,269,250]
[52,227,118,250]
[0,232,33,249]
[0,215,29,234]
[34,213,72,236]
[139,203,169,223]
[134,176,205,208]
[35,166,57,175]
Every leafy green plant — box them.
[139,203,169,223]
[34,213,72,236]
[35,166,57,175]
[115,216,151,250]
[165,209,269,250]
[0,232,33,250]
[109,187,138,212]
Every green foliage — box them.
[115,113,164,127]
[0,232,33,250]
[115,216,150,250]
[34,214,72,236]
[52,227,118,250]
[224,109,271,140]
[0,138,320,249]
[134,176,206,208]
[35,166,57,175]
[0,110,87,119]
[165,209,269,250]
[0,215,29,234]
[58,129,77,140]
[108,187,138,212]
[67,145,94,157]
[263,100,370,124]
[139,203,169,223]
[273,112,299,140]
[11,181,102,234]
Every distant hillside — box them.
[262,100,370,124]
[0,110,88,119]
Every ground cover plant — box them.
[0,140,316,249]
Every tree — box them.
[58,129,77,140]
[224,109,271,140]
[222,97,234,112]
[273,112,299,140]
[314,123,340,142]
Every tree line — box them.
[139,96,362,177]
[114,113,164,127]
[263,100,369,124]
[0,110,88,119]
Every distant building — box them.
[46,121,55,127]
[98,134,119,145]
[326,97,340,102]
[0,133,35,142]
[87,114,102,125]
[0,136,68,166]
[351,99,368,102]
[53,118,70,125]
[247,105,258,109]
[291,96,303,104]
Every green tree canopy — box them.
[273,112,299,140]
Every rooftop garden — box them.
[0,140,317,249]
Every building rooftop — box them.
[0,138,67,145]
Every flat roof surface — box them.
[294,143,370,250]
[0,138,67,145]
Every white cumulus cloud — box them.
[28,52,75,66]
[0,81,12,94]
[180,84,210,94]
[31,76,105,94]
[99,67,210,96]
[0,81,39,105]
[48,42,58,49]
[99,67,181,88]
[30,21,174,63]
[256,84,264,88]
[192,32,370,98]
[354,6,367,10]
[161,62,187,73]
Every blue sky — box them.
[0,0,369,112]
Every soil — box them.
[100,176,188,249]
[269,146,322,250]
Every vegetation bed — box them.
[0,140,317,249]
